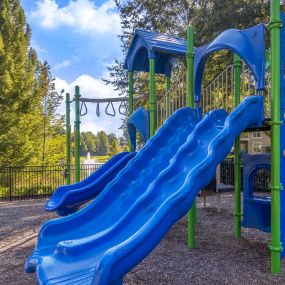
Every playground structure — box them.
[24,1,285,284]
[64,89,143,184]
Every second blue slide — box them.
[45,151,136,216]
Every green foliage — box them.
[81,131,97,155]
[79,130,125,157]
[43,134,66,165]
[108,134,121,156]
[0,0,64,166]
[105,0,270,103]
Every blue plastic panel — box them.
[128,107,150,151]
[194,24,266,103]
[25,97,264,285]
[45,152,136,216]
[124,30,187,76]
[241,153,271,232]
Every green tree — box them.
[105,0,269,100]
[44,134,65,165]
[81,131,97,155]
[96,131,110,156]
[36,62,64,165]
[108,136,121,157]
[0,0,38,166]
[0,0,64,166]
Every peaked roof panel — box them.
[124,29,187,76]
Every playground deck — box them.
[1,195,285,285]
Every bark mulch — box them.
[0,194,285,285]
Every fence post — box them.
[9,167,12,202]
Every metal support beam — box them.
[269,0,283,274]
[234,54,242,239]
[149,58,156,137]
[186,26,194,107]
[166,76,171,117]
[128,72,134,116]
[74,86,81,183]
[128,72,134,150]
[65,93,71,185]
[80,97,129,103]
[187,25,196,250]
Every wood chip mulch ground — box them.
[1,194,285,284]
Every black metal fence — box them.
[0,159,270,201]
[220,158,235,185]
[217,158,270,192]
[0,164,102,201]
[253,168,270,192]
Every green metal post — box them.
[186,25,196,250]
[149,58,156,137]
[128,72,134,116]
[186,26,194,107]
[188,201,196,249]
[65,93,71,185]
[166,76,171,117]
[269,0,283,274]
[128,72,134,150]
[234,54,242,239]
[74,86,81,183]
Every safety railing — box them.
[156,62,270,132]
[156,71,187,129]
[201,62,271,117]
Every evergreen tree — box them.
[109,138,121,157]
[0,0,64,166]
[36,62,64,165]
[96,131,110,156]
[105,0,269,99]
[0,0,37,166]
[80,131,97,155]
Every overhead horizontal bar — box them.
[80,97,129,103]
[79,93,148,104]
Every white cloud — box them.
[31,39,48,54]
[31,0,121,35]
[54,60,74,70]
[53,55,79,70]
[55,75,125,136]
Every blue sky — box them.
[20,0,124,135]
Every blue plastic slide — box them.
[45,152,136,216]
[25,96,264,285]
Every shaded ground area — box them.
[0,195,285,284]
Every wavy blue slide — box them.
[25,96,264,285]
[45,151,136,216]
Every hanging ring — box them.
[105,101,116,117]
[80,102,88,116]
[119,101,128,116]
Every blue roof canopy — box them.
[124,30,187,76]
[194,24,266,103]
